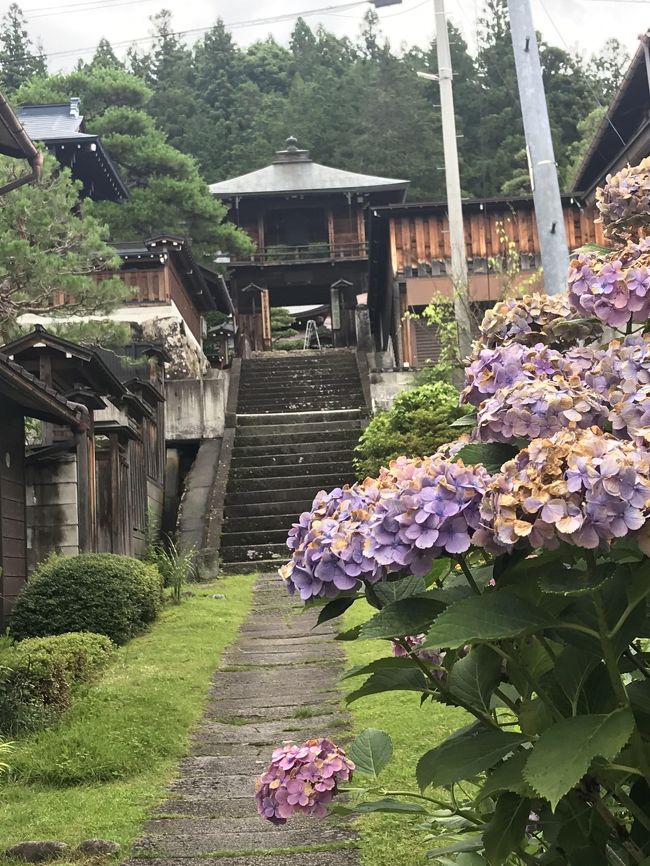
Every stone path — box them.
[125,575,359,866]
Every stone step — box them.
[226,472,353,494]
[234,420,364,440]
[236,409,363,426]
[242,355,357,369]
[224,485,335,506]
[221,542,290,562]
[229,459,355,479]
[223,498,315,518]
[232,438,359,457]
[239,375,361,389]
[221,528,291,547]
[222,559,285,574]
[231,448,353,468]
[223,512,303,533]
[237,402,363,414]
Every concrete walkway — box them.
[125,575,359,866]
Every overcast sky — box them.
[20,0,647,75]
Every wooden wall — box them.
[0,404,26,622]
[389,204,605,275]
[25,453,79,574]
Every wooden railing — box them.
[235,241,369,265]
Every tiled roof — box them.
[210,137,409,199]
[0,352,83,425]
[17,102,86,141]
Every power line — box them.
[536,0,626,148]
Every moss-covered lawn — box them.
[0,576,254,862]
[342,599,468,866]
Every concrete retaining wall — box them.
[165,370,230,441]
[369,369,418,412]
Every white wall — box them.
[165,370,230,441]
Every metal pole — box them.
[508,0,568,295]
[433,0,473,362]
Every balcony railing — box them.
[235,241,369,265]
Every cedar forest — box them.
[0,0,630,224]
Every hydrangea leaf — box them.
[360,597,445,640]
[332,797,427,815]
[374,574,426,606]
[455,442,519,473]
[315,596,357,626]
[477,750,535,803]
[342,656,419,680]
[523,709,635,809]
[335,625,362,641]
[346,667,427,704]
[424,589,557,650]
[348,728,393,779]
[448,646,502,716]
[539,564,614,597]
[483,792,531,866]
[416,726,528,790]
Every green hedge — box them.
[354,382,470,479]
[0,632,115,735]
[10,554,164,645]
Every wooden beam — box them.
[109,432,121,554]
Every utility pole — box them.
[508,0,568,295]
[420,0,473,362]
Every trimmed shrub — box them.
[0,632,115,735]
[354,382,471,479]
[10,554,164,645]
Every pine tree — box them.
[0,3,46,94]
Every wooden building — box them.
[16,99,128,202]
[368,195,604,368]
[2,328,167,570]
[0,352,83,624]
[210,137,408,350]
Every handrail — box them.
[234,241,369,265]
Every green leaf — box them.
[518,697,554,737]
[523,709,636,809]
[448,646,502,716]
[335,625,362,641]
[482,792,531,866]
[539,563,614,596]
[424,589,556,650]
[425,557,452,586]
[360,597,445,640]
[343,656,420,680]
[348,728,393,779]
[346,667,427,703]
[478,751,535,802]
[333,797,427,815]
[449,414,478,428]
[316,596,357,625]
[428,837,483,857]
[553,647,600,714]
[455,442,519,473]
[416,726,528,790]
[374,574,426,606]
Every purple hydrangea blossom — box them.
[363,457,492,577]
[478,294,602,351]
[474,377,609,444]
[475,429,650,554]
[610,384,650,444]
[461,343,565,407]
[596,157,650,240]
[256,738,354,824]
[392,635,447,681]
[568,237,650,328]
[583,333,650,405]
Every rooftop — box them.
[209,137,409,201]
[16,99,129,202]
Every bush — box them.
[10,554,164,645]
[0,632,114,735]
[354,382,470,478]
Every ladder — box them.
[303,319,321,350]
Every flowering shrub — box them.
[568,237,650,328]
[268,160,650,866]
[596,156,650,240]
[255,738,354,823]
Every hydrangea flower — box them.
[475,428,650,553]
[474,377,609,444]
[364,457,492,577]
[596,156,650,241]
[610,384,650,444]
[256,738,354,824]
[583,333,650,405]
[462,343,565,406]
[568,237,650,328]
[392,635,447,680]
[478,293,601,351]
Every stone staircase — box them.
[220,350,367,573]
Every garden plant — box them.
[257,157,650,865]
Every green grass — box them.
[0,576,254,861]
[341,600,468,866]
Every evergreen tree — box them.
[15,68,252,260]
[0,4,46,94]
[81,38,123,71]
[0,152,128,342]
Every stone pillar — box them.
[355,304,373,353]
